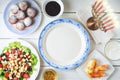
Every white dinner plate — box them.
[0,39,40,80]
[38,18,90,70]
[3,0,42,35]
[76,50,115,80]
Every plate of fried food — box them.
[76,50,115,80]
[3,0,42,35]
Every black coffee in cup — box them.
[45,1,61,16]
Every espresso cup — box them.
[43,0,64,18]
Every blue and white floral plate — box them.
[3,0,42,35]
[38,18,90,70]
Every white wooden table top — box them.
[0,0,120,80]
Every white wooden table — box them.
[0,0,120,80]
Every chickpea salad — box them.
[0,41,38,80]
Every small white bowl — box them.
[43,0,64,19]
[105,39,120,60]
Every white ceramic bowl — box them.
[43,0,64,19]
[105,39,120,60]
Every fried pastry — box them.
[95,65,108,72]
[86,58,97,74]
[85,58,108,78]
[89,71,105,78]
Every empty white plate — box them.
[38,18,90,70]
